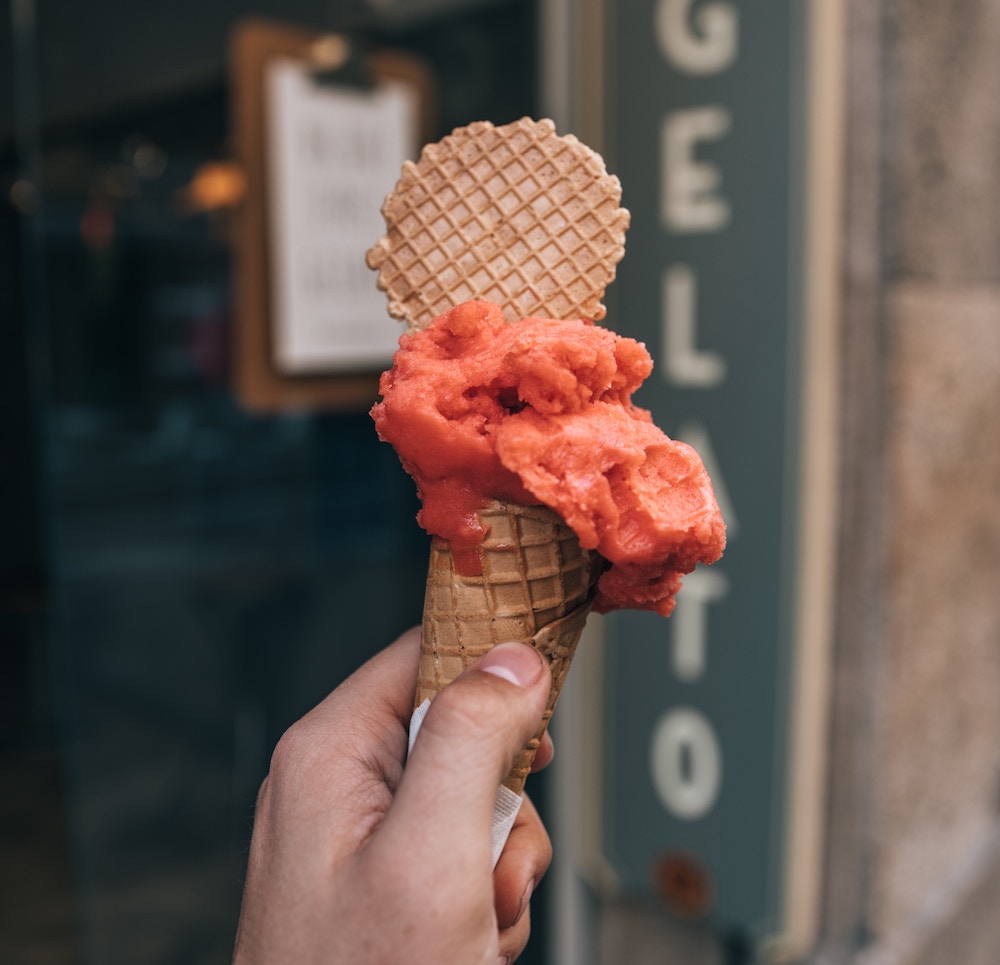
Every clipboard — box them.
[230,19,434,412]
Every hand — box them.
[233,627,554,965]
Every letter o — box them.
[650,707,722,820]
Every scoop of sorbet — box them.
[371,300,725,616]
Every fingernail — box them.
[497,956,510,965]
[479,642,545,687]
[512,878,535,927]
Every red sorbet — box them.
[371,300,725,615]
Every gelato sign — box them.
[603,0,840,958]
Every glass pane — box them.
[3,1,543,962]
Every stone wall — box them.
[830,0,1000,960]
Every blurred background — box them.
[1,1,534,962]
[3,1,1000,964]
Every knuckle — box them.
[254,773,271,810]
[267,718,320,785]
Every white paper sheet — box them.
[265,61,416,373]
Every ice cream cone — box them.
[370,119,629,793]
[417,499,601,793]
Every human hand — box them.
[233,627,554,965]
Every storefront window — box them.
[1,2,541,961]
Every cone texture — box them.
[418,500,599,793]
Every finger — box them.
[284,626,421,761]
[320,625,422,730]
[499,902,532,963]
[258,628,421,847]
[494,794,551,929]
[375,642,552,873]
[530,731,555,773]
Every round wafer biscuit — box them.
[367,117,630,331]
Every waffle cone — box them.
[417,500,600,793]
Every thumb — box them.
[375,643,551,868]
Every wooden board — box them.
[229,18,434,412]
